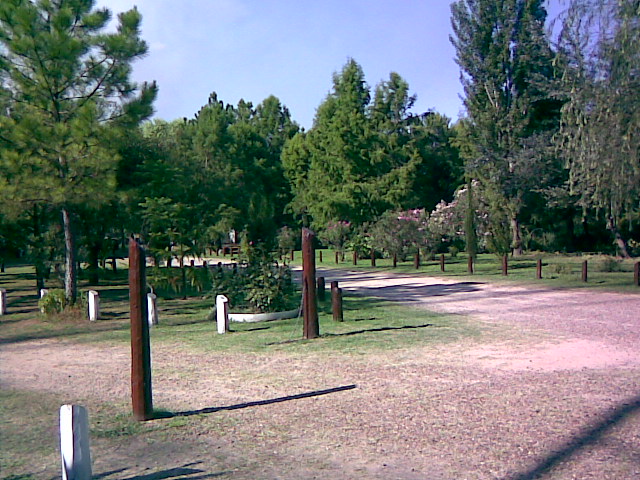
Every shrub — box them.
[599,256,623,272]
[210,245,297,313]
[549,263,572,275]
[38,289,67,315]
[448,246,459,258]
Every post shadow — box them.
[156,384,357,419]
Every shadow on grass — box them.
[0,321,129,345]
[322,323,435,337]
[94,462,230,480]
[507,394,640,480]
[156,385,357,419]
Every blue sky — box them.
[99,0,564,130]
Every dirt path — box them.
[2,270,640,479]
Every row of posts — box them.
[293,249,640,284]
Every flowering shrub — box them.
[369,209,429,261]
[320,221,352,252]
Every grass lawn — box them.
[297,249,640,292]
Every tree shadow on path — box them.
[507,394,640,480]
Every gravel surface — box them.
[2,269,639,479]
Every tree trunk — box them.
[607,216,631,258]
[510,214,523,256]
[62,207,78,304]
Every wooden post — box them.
[60,405,92,480]
[317,277,326,302]
[536,258,542,279]
[319,251,323,263]
[502,255,508,276]
[582,260,588,282]
[128,237,153,421]
[414,251,420,269]
[371,249,376,267]
[440,254,445,272]
[290,250,294,261]
[302,229,319,339]
[393,253,397,268]
[331,281,343,322]
[467,256,474,274]
[635,262,640,286]
[335,251,339,264]
[353,251,358,265]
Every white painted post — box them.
[40,288,48,298]
[0,288,6,315]
[216,294,229,334]
[87,290,99,321]
[60,404,92,480]
[147,292,158,326]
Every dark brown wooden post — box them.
[635,262,640,286]
[319,251,323,263]
[370,249,376,267]
[502,255,508,276]
[128,237,153,421]
[536,259,542,279]
[582,260,588,282]
[302,228,319,339]
[190,259,195,267]
[317,277,326,302]
[393,253,397,268]
[331,281,343,322]
[414,251,420,269]
[440,254,445,272]
[290,250,295,261]
[335,251,339,264]
[467,255,474,274]
[353,251,358,265]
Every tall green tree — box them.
[283,60,442,233]
[450,0,561,255]
[556,0,640,256]
[0,0,156,302]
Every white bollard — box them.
[216,294,229,334]
[0,288,6,315]
[87,290,99,321]
[147,292,158,326]
[60,405,92,480]
[40,288,48,298]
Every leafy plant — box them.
[210,244,297,313]
[38,289,67,315]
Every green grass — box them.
[303,249,640,293]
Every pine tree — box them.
[0,0,156,302]
[450,0,561,255]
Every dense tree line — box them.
[0,0,638,301]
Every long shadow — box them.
[322,323,435,337]
[93,463,230,480]
[157,384,357,419]
[507,394,640,480]
[0,322,130,345]
[347,281,483,302]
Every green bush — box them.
[598,256,623,272]
[210,245,297,313]
[38,289,67,315]
[549,263,573,275]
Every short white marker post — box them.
[60,404,92,480]
[87,290,99,321]
[216,295,229,334]
[0,288,6,315]
[40,288,48,298]
[147,292,159,326]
